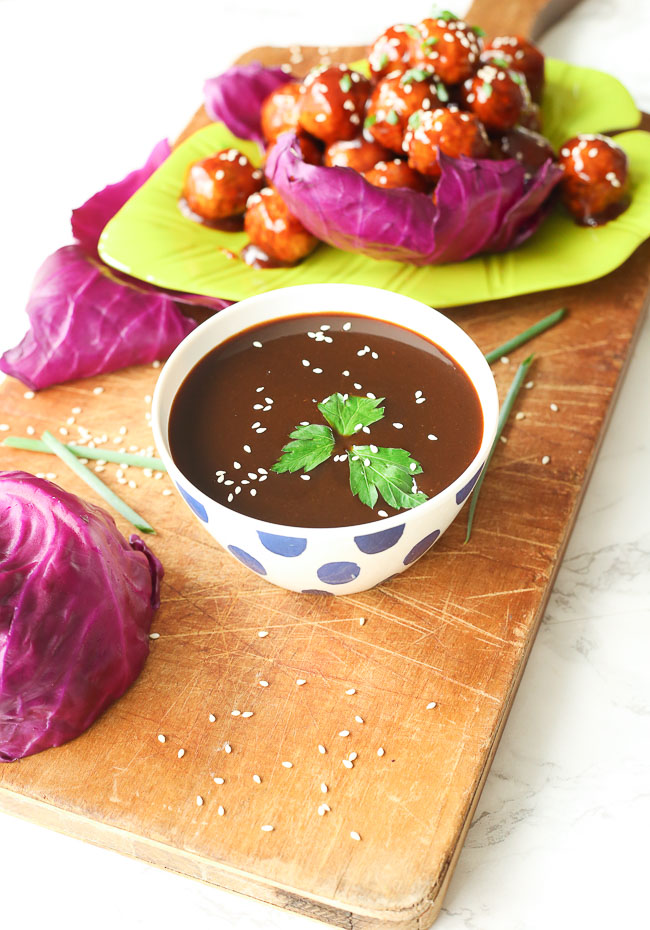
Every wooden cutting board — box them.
[1,3,649,928]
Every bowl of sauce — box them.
[152,284,498,594]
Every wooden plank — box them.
[2,4,650,927]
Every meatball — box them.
[412,15,482,84]
[367,24,417,81]
[461,64,530,131]
[363,158,429,191]
[324,133,391,171]
[518,101,543,133]
[557,134,629,225]
[244,187,318,264]
[366,68,447,153]
[183,150,263,220]
[483,36,544,102]
[298,65,371,144]
[492,126,555,176]
[265,131,322,167]
[260,82,302,143]
[404,106,490,178]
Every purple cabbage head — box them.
[203,62,293,147]
[265,131,564,265]
[0,471,164,762]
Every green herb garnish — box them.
[386,108,400,125]
[510,70,526,86]
[432,9,459,22]
[422,36,439,49]
[401,67,432,84]
[436,81,449,102]
[339,73,352,93]
[349,446,428,510]
[472,25,486,37]
[480,82,493,98]
[364,113,377,128]
[377,51,389,70]
[484,308,566,365]
[488,56,511,69]
[402,24,421,39]
[464,355,534,543]
[41,430,155,533]
[408,111,422,129]
[2,436,166,471]
[272,393,427,513]
[318,392,385,435]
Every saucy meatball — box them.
[557,134,629,225]
[518,101,543,133]
[298,65,371,144]
[366,68,447,153]
[183,150,263,220]
[483,36,544,102]
[363,158,429,191]
[260,82,301,143]
[324,133,391,171]
[265,131,322,167]
[412,15,482,85]
[492,126,555,176]
[367,24,416,81]
[403,106,490,178]
[244,187,318,264]
[461,64,530,131]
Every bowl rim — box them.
[152,283,499,537]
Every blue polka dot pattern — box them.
[403,529,441,565]
[227,545,267,575]
[301,589,334,596]
[354,523,405,554]
[258,531,307,557]
[176,483,208,522]
[317,561,361,585]
[456,464,484,505]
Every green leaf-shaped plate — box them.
[99,59,650,308]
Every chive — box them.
[364,113,377,128]
[2,436,166,471]
[41,430,155,534]
[464,355,534,543]
[378,52,389,70]
[403,24,420,39]
[488,56,511,69]
[422,36,439,48]
[386,108,400,125]
[472,25,486,37]
[484,308,566,365]
[401,67,430,84]
[436,81,449,102]
[339,73,352,94]
[408,111,422,129]
[436,10,459,22]
[481,82,493,98]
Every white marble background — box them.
[0,1,648,928]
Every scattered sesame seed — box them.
[26,425,35,435]
[318,744,327,754]
[296,678,306,686]
[149,632,160,640]
[342,759,354,769]
[355,716,364,724]
[550,403,559,412]
[343,322,351,331]
[162,489,172,496]
[541,455,550,465]
[500,356,510,364]
[339,730,350,737]
[253,774,262,784]
[282,761,293,769]
[426,701,437,709]
[348,751,357,761]
[72,406,82,414]
[224,742,232,753]
[312,367,323,374]
[231,710,241,717]
[525,380,534,389]
[393,422,403,429]
[214,777,224,785]
[428,434,438,440]
[157,734,166,743]
[23,390,35,399]
[0,424,12,432]
[196,796,204,807]
[321,783,328,794]
[92,386,104,394]
[217,805,225,816]
[209,714,216,722]
[259,680,269,687]
[258,630,269,638]
[345,688,356,695]
[300,474,310,480]
[253,341,263,348]
[350,831,361,841]
[377,747,385,757]
[302,359,310,367]
[152,360,161,368]
[177,749,185,758]
[515,411,525,420]
[416,397,426,404]
[261,825,274,832]
[359,617,366,626]
[242,711,254,718]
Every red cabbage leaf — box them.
[265,131,564,265]
[0,471,163,762]
[203,63,292,146]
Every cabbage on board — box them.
[203,62,292,147]
[0,471,164,762]
[266,131,564,265]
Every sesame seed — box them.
[359,617,366,626]
[72,406,82,414]
[550,403,559,412]
[339,730,350,737]
[345,688,356,695]
[515,411,525,420]
[348,751,357,761]
[300,474,310,480]
[377,747,385,757]
[416,397,426,404]
[149,632,160,640]
[224,742,232,753]
[26,425,35,435]
[253,341,263,348]
[196,796,204,807]
[393,422,403,429]
[541,455,550,465]
[355,716,364,724]
[213,777,224,785]
[282,761,293,769]
[342,759,354,769]
[231,710,241,717]
[258,630,269,638]
[209,713,216,722]
[242,711,254,718]
[500,356,510,364]
[296,678,306,685]
[177,749,185,758]
[157,734,166,743]
[253,774,262,784]
[259,680,269,687]
[92,386,104,394]
[321,783,328,793]
[250,488,257,496]
[261,825,274,832]
[426,701,437,709]
[525,380,534,389]
[428,434,438,440]
[378,510,388,518]
[354,383,362,390]
[318,744,327,754]
[350,831,361,841]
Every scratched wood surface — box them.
[2,7,650,930]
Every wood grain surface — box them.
[2,5,649,929]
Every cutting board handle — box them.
[466,0,582,40]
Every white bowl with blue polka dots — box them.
[152,284,498,595]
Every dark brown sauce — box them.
[240,242,295,269]
[576,195,630,227]
[178,197,245,232]
[169,314,483,528]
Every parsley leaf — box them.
[349,445,429,510]
[271,423,335,474]
[317,393,385,436]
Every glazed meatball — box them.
[363,158,429,191]
[557,134,629,225]
[366,68,447,153]
[492,126,555,176]
[403,106,490,178]
[183,150,263,220]
[412,15,482,85]
[265,131,323,167]
[483,36,544,102]
[298,65,371,144]
[518,101,543,133]
[324,133,391,171]
[260,82,301,143]
[244,187,318,264]
[461,64,530,131]
[367,24,417,81]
